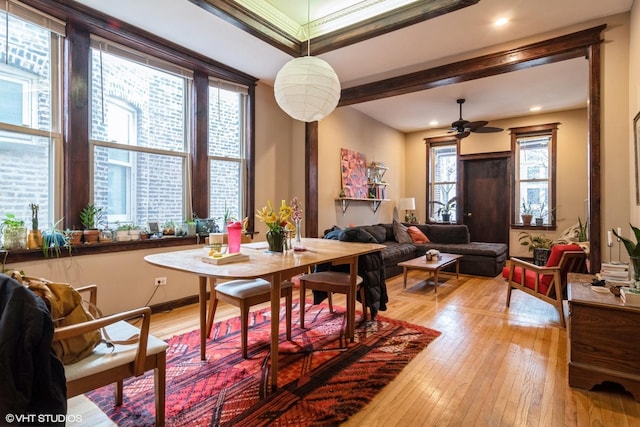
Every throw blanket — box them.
[315,227,388,318]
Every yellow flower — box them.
[257,199,293,233]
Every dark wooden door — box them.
[461,157,510,244]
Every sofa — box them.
[337,222,508,278]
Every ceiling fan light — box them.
[274,56,341,122]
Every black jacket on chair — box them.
[314,227,389,318]
[0,274,67,424]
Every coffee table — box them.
[398,253,463,293]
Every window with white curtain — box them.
[0,1,63,228]
[428,143,457,222]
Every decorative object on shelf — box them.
[366,162,388,200]
[80,203,105,244]
[398,197,417,223]
[340,148,368,199]
[257,199,293,253]
[273,1,340,122]
[613,225,640,291]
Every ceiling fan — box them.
[449,98,503,139]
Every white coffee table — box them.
[398,253,463,294]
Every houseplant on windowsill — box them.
[432,197,456,223]
[613,224,640,292]
[520,200,534,225]
[80,203,105,244]
[1,214,27,250]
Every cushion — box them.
[407,226,430,243]
[341,227,377,243]
[392,220,413,244]
[359,225,387,244]
[545,244,583,267]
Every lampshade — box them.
[274,56,341,122]
[398,197,415,211]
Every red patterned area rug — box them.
[86,302,441,426]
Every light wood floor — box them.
[76,271,640,426]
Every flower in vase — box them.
[256,199,292,233]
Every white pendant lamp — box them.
[273,1,341,122]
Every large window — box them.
[512,124,558,226]
[89,39,192,228]
[0,3,63,228]
[208,80,248,226]
[428,142,457,222]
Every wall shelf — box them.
[336,197,388,214]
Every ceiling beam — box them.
[188,0,479,57]
[338,24,606,106]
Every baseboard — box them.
[149,292,210,314]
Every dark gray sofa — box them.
[350,223,507,278]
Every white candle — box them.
[607,230,612,246]
[617,227,622,241]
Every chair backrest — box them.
[545,244,584,267]
[540,244,586,289]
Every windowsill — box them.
[511,224,557,231]
[1,235,203,264]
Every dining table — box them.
[144,237,384,390]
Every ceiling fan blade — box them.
[467,120,488,131]
[472,126,504,133]
[456,131,471,139]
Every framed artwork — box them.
[340,148,368,198]
[635,111,640,205]
[148,221,160,234]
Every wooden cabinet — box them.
[567,274,640,401]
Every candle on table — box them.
[608,230,612,246]
[617,227,622,241]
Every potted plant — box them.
[42,218,71,258]
[432,197,456,223]
[577,217,588,242]
[1,214,27,250]
[518,231,553,265]
[613,224,640,291]
[520,200,534,225]
[27,203,43,249]
[80,204,105,244]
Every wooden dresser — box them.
[567,273,640,401]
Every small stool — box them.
[299,271,366,331]
[208,278,293,358]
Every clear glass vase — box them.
[294,219,302,248]
[630,256,640,291]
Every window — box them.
[428,142,457,222]
[208,80,248,226]
[89,39,193,228]
[0,3,63,228]
[512,123,558,226]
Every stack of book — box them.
[599,262,631,284]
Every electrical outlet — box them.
[154,277,167,286]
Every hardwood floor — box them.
[77,271,640,426]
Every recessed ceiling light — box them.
[530,106,542,112]
[494,17,509,27]
[429,120,438,127]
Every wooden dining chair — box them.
[55,285,168,426]
[504,244,588,327]
[207,278,293,358]
[299,271,366,328]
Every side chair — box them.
[55,285,168,426]
[504,244,588,327]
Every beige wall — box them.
[317,107,406,233]
[629,2,640,227]
[8,12,636,314]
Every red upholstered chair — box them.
[503,244,588,327]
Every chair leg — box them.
[285,287,292,340]
[155,352,167,427]
[359,286,368,321]
[240,302,249,359]
[328,292,334,313]
[206,297,219,339]
[115,380,123,406]
[506,284,513,307]
[300,281,306,329]
[556,294,566,328]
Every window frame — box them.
[510,123,558,229]
[425,136,459,223]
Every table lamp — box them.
[398,198,417,223]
